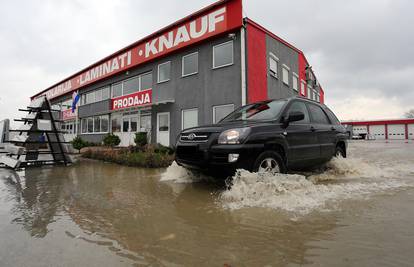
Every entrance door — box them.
[119,115,139,146]
[157,112,170,147]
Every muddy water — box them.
[1,141,414,266]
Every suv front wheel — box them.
[252,151,287,174]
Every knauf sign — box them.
[111,89,152,110]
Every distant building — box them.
[342,119,414,140]
[31,0,325,146]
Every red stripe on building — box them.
[319,86,325,104]
[298,53,307,97]
[246,21,267,103]
[342,119,414,126]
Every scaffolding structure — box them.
[0,96,71,169]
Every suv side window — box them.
[307,103,330,124]
[324,107,341,125]
[286,101,310,124]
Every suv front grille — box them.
[180,132,210,143]
[176,146,205,161]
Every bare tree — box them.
[405,109,414,118]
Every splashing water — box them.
[219,156,413,214]
[160,162,209,183]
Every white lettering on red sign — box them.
[79,51,132,86]
[37,0,242,100]
[111,89,152,110]
[143,7,225,59]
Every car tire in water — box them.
[335,146,346,158]
[253,150,287,174]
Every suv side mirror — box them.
[283,111,304,128]
[288,111,305,123]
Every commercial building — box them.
[31,0,325,147]
[343,119,414,140]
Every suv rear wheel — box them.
[253,151,287,174]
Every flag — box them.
[71,91,80,112]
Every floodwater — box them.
[1,141,414,266]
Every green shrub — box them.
[134,132,148,148]
[154,144,175,155]
[103,133,121,147]
[71,136,87,152]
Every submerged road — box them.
[0,141,413,266]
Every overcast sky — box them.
[0,0,413,124]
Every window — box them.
[269,53,279,77]
[325,108,341,125]
[87,117,94,133]
[81,115,109,133]
[222,99,287,122]
[213,104,234,123]
[282,65,290,85]
[111,115,121,132]
[86,92,94,104]
[81,118,87,133]
[101,115,109,132]
[307,104,330,124]
[158,61,171,83]
[140,114,151,132]
[286,101,310,124]
[102,87,110,99]
[307,85,312,99]
[123,76,139,96]
[301,80,306,96]
[95,90,103,102]
[213,41,233,68]
[141,72,152,90]
[112,83,122,98]
[122,118,129,132]
[94,116,101,132]
[182,108,198,129]
[82,87,110,105]
[112,73,153,97]
[312,90,317,101]
[182,52,198,77]
[292,73,299,92]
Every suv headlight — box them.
[218,128,251,144]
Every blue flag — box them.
[71,91,80,112]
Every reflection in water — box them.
[2,160,342,266]
[1,141,414,266]
[3,168,64,238]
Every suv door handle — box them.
[331,126,336,131]
[310,126,316,132]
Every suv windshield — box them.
[220,100,287,122]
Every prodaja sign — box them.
[111,89,152,110]
[62,109,77,121]
[35,0,242,100]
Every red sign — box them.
[62,109,77,121]
[34,0,242,100]
[111,89,152,110]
